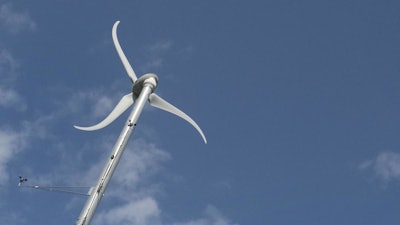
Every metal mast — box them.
[75,76,157,225]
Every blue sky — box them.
[1,0,400,224]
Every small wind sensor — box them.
[18,176,27,186]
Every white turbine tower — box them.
[74,21,207,225]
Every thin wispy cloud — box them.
[0,49,18,79]
[0,87,25,110]
[95,197,161,225]
[0,49,26,110]
[94,139,235,225]
[93,95,115,118]
[140,40,195,70]
[63,87,126,125]
[139,40,173,72]
[172,205,238,225]
[0,112,67,192]
[359,151,400,183]
[0,3,36,34]
[138,40,196,81]
[0,49,28,185]
[71,135,236,225]
[0,15,32,221]
[90,138,170,225]
[0,211,25,225]
[149,40,173,53]
[0,129,26,183]
[111,139,171,192]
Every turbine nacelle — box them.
[132,73,158,98]
[74,21,207,144]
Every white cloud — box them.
[0,49,26,110]
[139,40,173,72]
[0,3,36,34]
[69,138,166,225]
[359,151,400,183]
[149,40,173,53]
[171,205,237,225]
[0,87,25,110]
[69,138,170,200]
[0,117,55,189]
[112,139,170,189]
[0,211,25,225]
[65,87,128,126]
[0,49,19,79]
[95,197,161,225]
[0,129,26,183]
[74,136,236,225]
[93,95,115,118]
[95,200,236,225]
[138,40,195,79]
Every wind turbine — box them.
[74,21,207,225]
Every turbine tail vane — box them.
[112,21,137,83]
[149,93,207,144]
[74,93,134,131]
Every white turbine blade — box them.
[112,21,137,83]
[74,93,134,131]
[149,93,207,144]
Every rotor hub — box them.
[132,73,159,97]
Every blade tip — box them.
[73,125,93,131]
[201,134,207,144]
